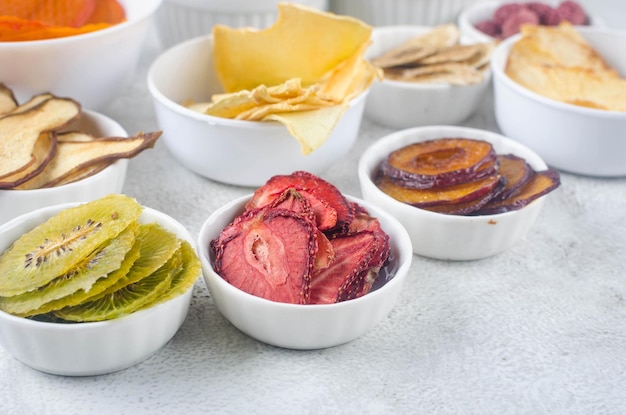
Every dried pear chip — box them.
[86,223,182,301]
[0,224,137,317]
[15,131,161,190]
[54,250,178,322]
[0,97,81,180]
[0,131,57,189]
[5,93,54,116]
[0,194,143,297]
[0,83,17,115]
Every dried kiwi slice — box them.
[143,240,201,308]
[0,224,137,317]
[54,249,179,322]
[20,231,143,318]
[0,194,143,297]
[85,223,181,301]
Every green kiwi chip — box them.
[0,224,137,317]
[0,193,143,297]
[0,195,202,323]
[54,246,182,322]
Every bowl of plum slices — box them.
[198,171,413,350]
[358,125,560,260]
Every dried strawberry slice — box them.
[211,207,317,304]
[245,171,354,231]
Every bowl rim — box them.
[367,24,493,91]
[198,193,413,311]
[357,124,551,222]
[147,33,369,130]
[0,202,198,328]
[0,109,128,195]
[491,26,626,118]
[0,0,163,47]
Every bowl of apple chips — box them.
[0,194,202,376]
[364,24,495,129]
[492,23,626,177]
[147,3,379,187]
[0,86,162,225]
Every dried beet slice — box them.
[381,138,496,189]
[375,171,502,207]
[211,207,317,304]
[473,169,560,215]
[493,154,533,201]
[245,171,354,230]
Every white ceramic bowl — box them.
[491,27,626,177]
[0,202,198,376]
[0,0,162,110]
[0,110,129,226]
[156,0,329,48]
[147,35,368,187]
[330,0,480,26]
[458,0,603,43]
[364,26,492,129]
[198,194,413,350]
[358,125,553,260]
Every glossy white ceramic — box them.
[156,0,329,48]
[198,194,413,350]
[330,0,481,26]
[147,35,367,187]
[358,125,553,260]
[0,0,162,110]
[0,110,129,226]
[0,203,198,376]
[458,0,604,43]
[491,27,626,177]
[364,25,492,129]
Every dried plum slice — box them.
[381,138,496,189]
[422,175,506,215]
[473,169,560,215]
[493,154,533,201]
[375,171,502,207]
[245,171,354,230]
[211,207,317,304]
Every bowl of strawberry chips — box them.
[197,171,413,350]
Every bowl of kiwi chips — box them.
[0,194,202,376]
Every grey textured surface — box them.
[2,23,626,415]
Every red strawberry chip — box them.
[501,7,540,38]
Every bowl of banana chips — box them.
[364,24,496,129]
[492,23,626,177]
[0,194,201,376]
[0,86,161,226]
[147,3,379,187]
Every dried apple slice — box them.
[381,138,496,189]
[16,131,161,189]
[375,171,502,207]
[0,131,57,189]
[0,97,81,180]
[0,83,17,115]
[473,169,561,215]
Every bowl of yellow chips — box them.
[147,3,378,187]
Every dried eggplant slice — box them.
[0,131,57,189]
[473,169,561,215]
[15,131,161,190]
[375,171,502,207]
[381,138,496,189]
[0,97,81,180]
[0,83,17,115]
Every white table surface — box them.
[2,22,626,415]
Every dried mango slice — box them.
[213,3,372,93]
